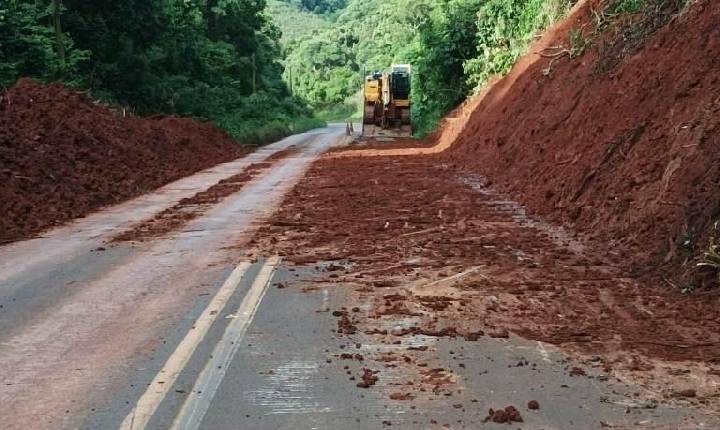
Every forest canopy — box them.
[0,0,322,144]
[1,0,579,140]
[273,0,575,135]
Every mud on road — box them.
[112,146,302,243]
[251,154,720,424]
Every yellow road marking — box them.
[119,262,251,430]
[170,256,281,430]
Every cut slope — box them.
[445,0,720,284]
[0,79,250,243]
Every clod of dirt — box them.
[485,406,523,424]
[463,330,484,341]
[332,310,357,335]
[373,280,399,288]
[389,392,415,401]
[357,368,379,388]
[420,368,452,386]
[339,353,364,361]
[326,263,346,272]
[336,314,357,335]
[377,302,422,317]
[416,295,456,311]
[407,346,428,351]
[569,366,587,377]
[488,329,510,339]
[528,400,540,410]
[672,389,697,398]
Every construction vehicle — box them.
[362,64,412,137]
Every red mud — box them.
[485,406,523,424]
[254,156,720,363]
[444,0,720,284]
[0,79,250,243]
[250,0,720,375]
[112,148,298,242]
[332,137,434,153]
[356,368,379,388]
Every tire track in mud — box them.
[112,146,301,243]
[251,155,720,415]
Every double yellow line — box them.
[120,257,281,430]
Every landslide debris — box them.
[255,155,720,363]
[113,147,299,242]
[0,79,250,244]
[445,0,720,285]
[484,406,523,424]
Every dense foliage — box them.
[273,0,574,134]
[0,0,322,144]
[291,0,347,14]
[2,0,579,141]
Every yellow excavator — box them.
[362,64,412,137]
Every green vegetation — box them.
[271,0,576,136]
[697,222,720,288]
[284,0,347,14]
[609,0,644,15]
[3,0,660,142]
[0,0,323,145]
[568,28,590,58]
[464,0,572,89]
[267,1,331,44]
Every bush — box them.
[464,0,575,90]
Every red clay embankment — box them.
[445,0,720,284]
[0,79,250,243]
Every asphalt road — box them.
[99,262,717,430]
[1,124,717,430]
[0,126,344,430]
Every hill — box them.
[443,0,719,290]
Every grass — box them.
[218,116,326,146]
[568,28,590,58]
[697,222,720,287]
[610,0,645,15]
[314,103,359,123]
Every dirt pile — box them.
[253,156,720,363]
[0,79,250,243]
[445,0,720,284]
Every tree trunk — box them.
[52,0,66,68]
[252,53,257,95]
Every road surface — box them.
[0,126,343,430]
[1,124,717,430]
